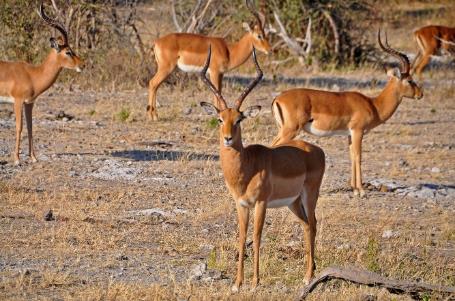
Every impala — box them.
[271,30,423,197]
[411,25,455,78]
[0,3,83,165]
[147,0,271,121]
[199,47,325,291]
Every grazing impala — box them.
[411,25,455,78]
[0,3,83,165]
[199,47,325,291]
[147,0,271,121]
[271,30,423,197]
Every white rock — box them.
[189,262,207,280]
[382,230,399,239]
[431,167,440,173]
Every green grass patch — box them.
[116,108,131,122]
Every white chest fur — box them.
[304,122,350,137]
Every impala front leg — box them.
[13,100,24,165]
[252,200,266,290]
[233,203,249,293]
[209,71,223,109]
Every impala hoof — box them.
[359,189,366,198]
[31,156,38,163]
[231,285,239,293]
[353,189,359,197]
[14,160,20,166]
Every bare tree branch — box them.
[170,0,182,32]
[272,11,311,60]
[321,9,339,55]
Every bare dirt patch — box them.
[1,73,454,300]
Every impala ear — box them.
[386,67,400,79]
[242,105,261,118]
[242,22,252,32]
[49,37,61,52]
[200,102,219,116]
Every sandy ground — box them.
[0,67,454,300]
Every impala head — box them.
[378,29,423,100]
[39,3,83,72]
[243,0,271,55]
[200,46,262,148]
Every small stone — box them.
[44,209,55,221]
[62,117,69,122]
[398,159,408,167]
[189,262,207,280]
[183,107,192,115]
[382,230,399,239]
[379,185,389,192]
[431,167,440,173]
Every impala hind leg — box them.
[288,191,317,285]
[414,52,432,80]
[271,126,299,146]
[232,203,249,293]
[147,59,176,121]
[24,103,37,163]
[13,100,23,165]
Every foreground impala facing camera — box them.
[199,47,325,291]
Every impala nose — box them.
[224,136,233,147]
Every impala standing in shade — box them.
[271,30,423,197]
[0,3,83,165]
[199,47,325,291]
[147,0,270,120]
[411,25,455,79]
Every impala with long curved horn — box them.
[411,25,455,79]
[0,3,83,165]
[271,30,422,197]
[199,46,325,291]
[147,0,271,121]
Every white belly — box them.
[267,195,298,208]
[0,96,14,104]
[177,61,204,73]
[304,122,350,137]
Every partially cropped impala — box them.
[199,47,325,291]
[411,25,455,78]
[271,30,423,198]
[147,0,270,121]
[0,3,83,165]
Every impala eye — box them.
[257,34,263,40]
[66,51,72,57]
[218,118,223,124]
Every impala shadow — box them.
[111,149,219,162]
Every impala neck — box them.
[219,131,246,187]
[372,79,402,123]
[227,34,254,70]
[31,50,63,97]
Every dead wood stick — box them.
[297,266,455,300]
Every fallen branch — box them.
[297,266,455,300]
